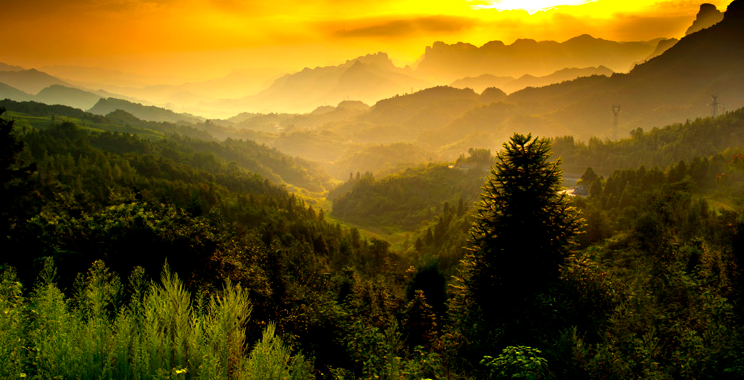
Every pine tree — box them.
[424,228,434,246]
[450,133,582,353]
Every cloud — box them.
[332,15,476,38]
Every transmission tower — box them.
[612,105,621,140]
[710,95,721,118]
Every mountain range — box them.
[0,69,71,94]
[3,5,722,118]
[0,67,205,123]
[1,1,740,179]
[415,35,658,82]
[450,66,615,94]
[210,53,428,114]
[430,0,744,152]
[0,69,149,110]
[205,0,742,178]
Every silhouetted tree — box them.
[468,133,581,298]
[0,109,35,250]
[450,133,582,357]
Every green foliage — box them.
[172,135,334,194]
[1,99,332,195]
[1,114,419,378]
[4,99,744,380]
[562,160,744,379]
[0,268,26,379]
[556,254,619,339]
[553,108,744,178]
[331,158,488,231]
[243,322,313,380]
[0,259,321,379]
[402,290,438,351]
[481,346,549,380]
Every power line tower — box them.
[612,105,621,140]
[710,95,721,118]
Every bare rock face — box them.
[723,0,744,26]
[685,3,724,35]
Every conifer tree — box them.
[450,133,582,354]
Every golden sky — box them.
[2,0,734,83]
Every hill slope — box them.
[0,82,32,101]
[0,69,71,94]
[35,85,102,110]
[89,97,204,124]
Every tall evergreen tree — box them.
[450,133,582,357]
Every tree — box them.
[580,167,598,184]
[0,109,35,247]
[575,167,599,196]
[451,133,582,352]
[589,177,603,198]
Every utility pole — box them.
[612,105,621,140]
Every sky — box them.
[1,0,735,84]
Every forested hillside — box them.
[3,103,744,378]
[330,148,493,231]
[403,134,744,379]
[554,107,744,177]
[331,108,744,236]
[0,108,415,378]
[0,100,335,194]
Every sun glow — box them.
[473,0,597,14]
[1,0,734,82]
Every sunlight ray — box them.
[473,0,598,14]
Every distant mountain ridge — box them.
[35,85,103,110]
[89,98,204,125]
[0,63,24,72]
[415,35,659,82]
[214,52,429,113]
[299,0,744,165]
[0,2,729,122]
[450,66,614,94]
[0,67,157,112]
[195,0,744,176]
[433,0,744,151]
[0,82,32,101]
[0,66,208,124]
[0,79,105,110]
[0,69,72,94]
